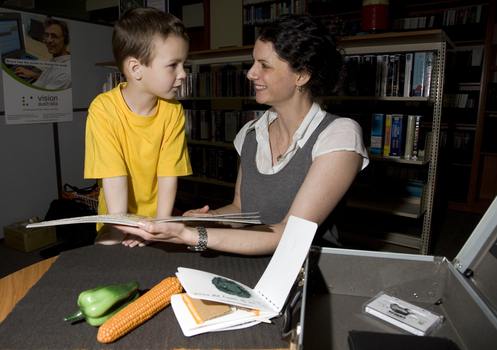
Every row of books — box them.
[371,114,423,161]
[392,5,487,32]
[356,162,427,198]
[440,129,474,164]
[103,72,125,93]
[243,1,305,25]
[485,83,497,111]
[341,52,435,98]
[184,109,265,143]
[188,146,238,183]
[443,92,479,109]
[177,70,256,98]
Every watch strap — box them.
[188,226,208,251]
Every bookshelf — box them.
[241,0,495,215]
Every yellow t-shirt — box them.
[84,83,192,231]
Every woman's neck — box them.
[272,98,313,137]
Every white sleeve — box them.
[313,118,369,170]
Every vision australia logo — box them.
[35,94,59,107]
[22,96,31,107]
[21,95,58,107]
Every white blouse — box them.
[234,102,369,174]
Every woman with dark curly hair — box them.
[115,14,369,253]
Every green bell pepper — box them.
[64,281,139,326]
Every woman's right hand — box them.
[114,221,197,246]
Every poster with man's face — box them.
[0,12,73,125]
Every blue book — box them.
[371,113,385,155]
[389,114,406,158]
[412,52,427,97]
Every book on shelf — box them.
[380,54,389,97]
[389,114,406,158]
[26,212,262,228]
[411,116,422,161]
[200,110,211,141]
[412,52,427,97]
[224,111,238,142]
[387,55,397,97]
[347,56,360,96]
[375,54,382,97]
[383,114,392,157]
[405,115,416,160]
[171,215,317,336]
[361,55,377,97]
[403,53,413,97]
[370,113,385,155]
[394,54,406,97]
[423,52,435,98]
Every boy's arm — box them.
[102,176,128,214]
[94,176,128,246]
[156,176,178,219]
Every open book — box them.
[171,215,317,336]
[25,212,261,228]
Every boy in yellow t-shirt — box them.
[84,7,192,247]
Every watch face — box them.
[212,277,251,298]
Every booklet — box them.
[25,212,261,228]
[171,215,318,336]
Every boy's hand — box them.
[94,226,126,245]
[121,233,150,248]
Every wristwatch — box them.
[188,226,208,251]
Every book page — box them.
[26,212,261,228]
[254,216,317,313]
[176,267,273,312]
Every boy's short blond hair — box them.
[112,7,189,73]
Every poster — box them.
[0,12,73,125]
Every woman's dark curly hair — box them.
[258,13,343,108]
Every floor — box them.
[0,208,485,280]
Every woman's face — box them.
[247,39,301,108]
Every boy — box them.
[84,7,192,247]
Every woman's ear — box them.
[124,57,142,81]
[296,71,311,88]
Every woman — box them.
[116,13,369,254]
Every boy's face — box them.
[141,36,189,100]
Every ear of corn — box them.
[97,277,183,343]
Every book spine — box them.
[389,114,406,158]
[211,110,217,142]
[383,114,392,156]
[404,53,413,97]
[215,110,224,142]
[347,56,360,96]
[412,52,427,97]
[200,110,211,140]
[423,52,435,97]
[380,55,389,97]
[362,55,376,96]
[184,109,192,141]
[224,111,238,142]
[404,115,415,160]
[388,55,397,97]
[396,54,406,97]
[370,113,384,155]
[375,55,383,97]
[412,115,422,160]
